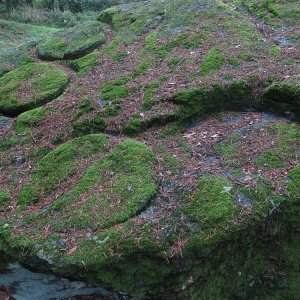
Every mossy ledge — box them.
[36,21,107,60]
[172,80,300,121]
[0,63,68,116]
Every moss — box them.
[261,83,300,116]
[98,2,163,44]
[36,21,107,60]
[142,82,159,111]
[14,107,45,133]
[213,133,240,157]
[144,32,203,59]
[168,55,182,71]
[72,115,106,137]
[47,140,157,231]
[172,82,252,120]
[0,189,11,208]
[256,123,300,169]
[157,145,181,175]
[73,96,96,120]
[69,51,99,74]
[0,135,18,151]
[71,96,114,137]
[18,134,108,207]
[130,59,151,78]
[112,51,128,62]
[0,63,68,116]
[268,45,281,57]
[100,83,129,101]
[124,112,175,136]
[288,165,300,199]
[238,0,280,20]
[200,48,225,76]
[184,176,234,225]
[0,47,34,77]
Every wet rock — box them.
[235,192,252,206]
[0,263,119,300]
[0,286,10,300]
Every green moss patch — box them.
[71,96,106,137]
[184,176,235,226]
[172,82,252,120]
[0,47,34,77]
[69,51,100,74]
[0,63,68,116]
[14,107,45,133]
[49,140,157,230]
[256,123,300,169]
[200,48,225,76]
[36,21,107,60]
[0,189,11,208]
[98,2,164,44]
[18,134,108,207]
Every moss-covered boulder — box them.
[0,114,299,298]
[18,134,109,207]
[0,0,300,298]
[0,63,68,116]
[36,21,107,60]
[0,47,33,77]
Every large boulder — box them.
[36,21,107,60]
[1,115,300,298]
[0,63,68,116]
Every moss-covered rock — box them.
[98,2,164,44]
[0,63,68,116]
[0,0,300,298]
[71,96,107,137]
[68,51,100,74]
[36,21,107,60]
[18,134,109,207]
[47,139,158,228]
[0,47,33,77]
[14,107,45,133]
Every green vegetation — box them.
[36,21,107,60]
[113,51,128,62]
[184,176,234,226]
[144,32,205,59]
[168,55,182,71]
[100,78,130,101]
[0,189,11,208]
[0,47,33,77]
[18,134,108,207]
[0,0,299,298]
[0,63,68,116]
[49,139,157,228]
[200,48,225,76]
[268,45,281,57]
[288,165,300,199]
[0,18,58,49]
[98,2,163,44]
[213,133,240,157]
[142,82,159,110]
[172,82,251,120]
[256,123,300,169]
[14,107,45,133]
